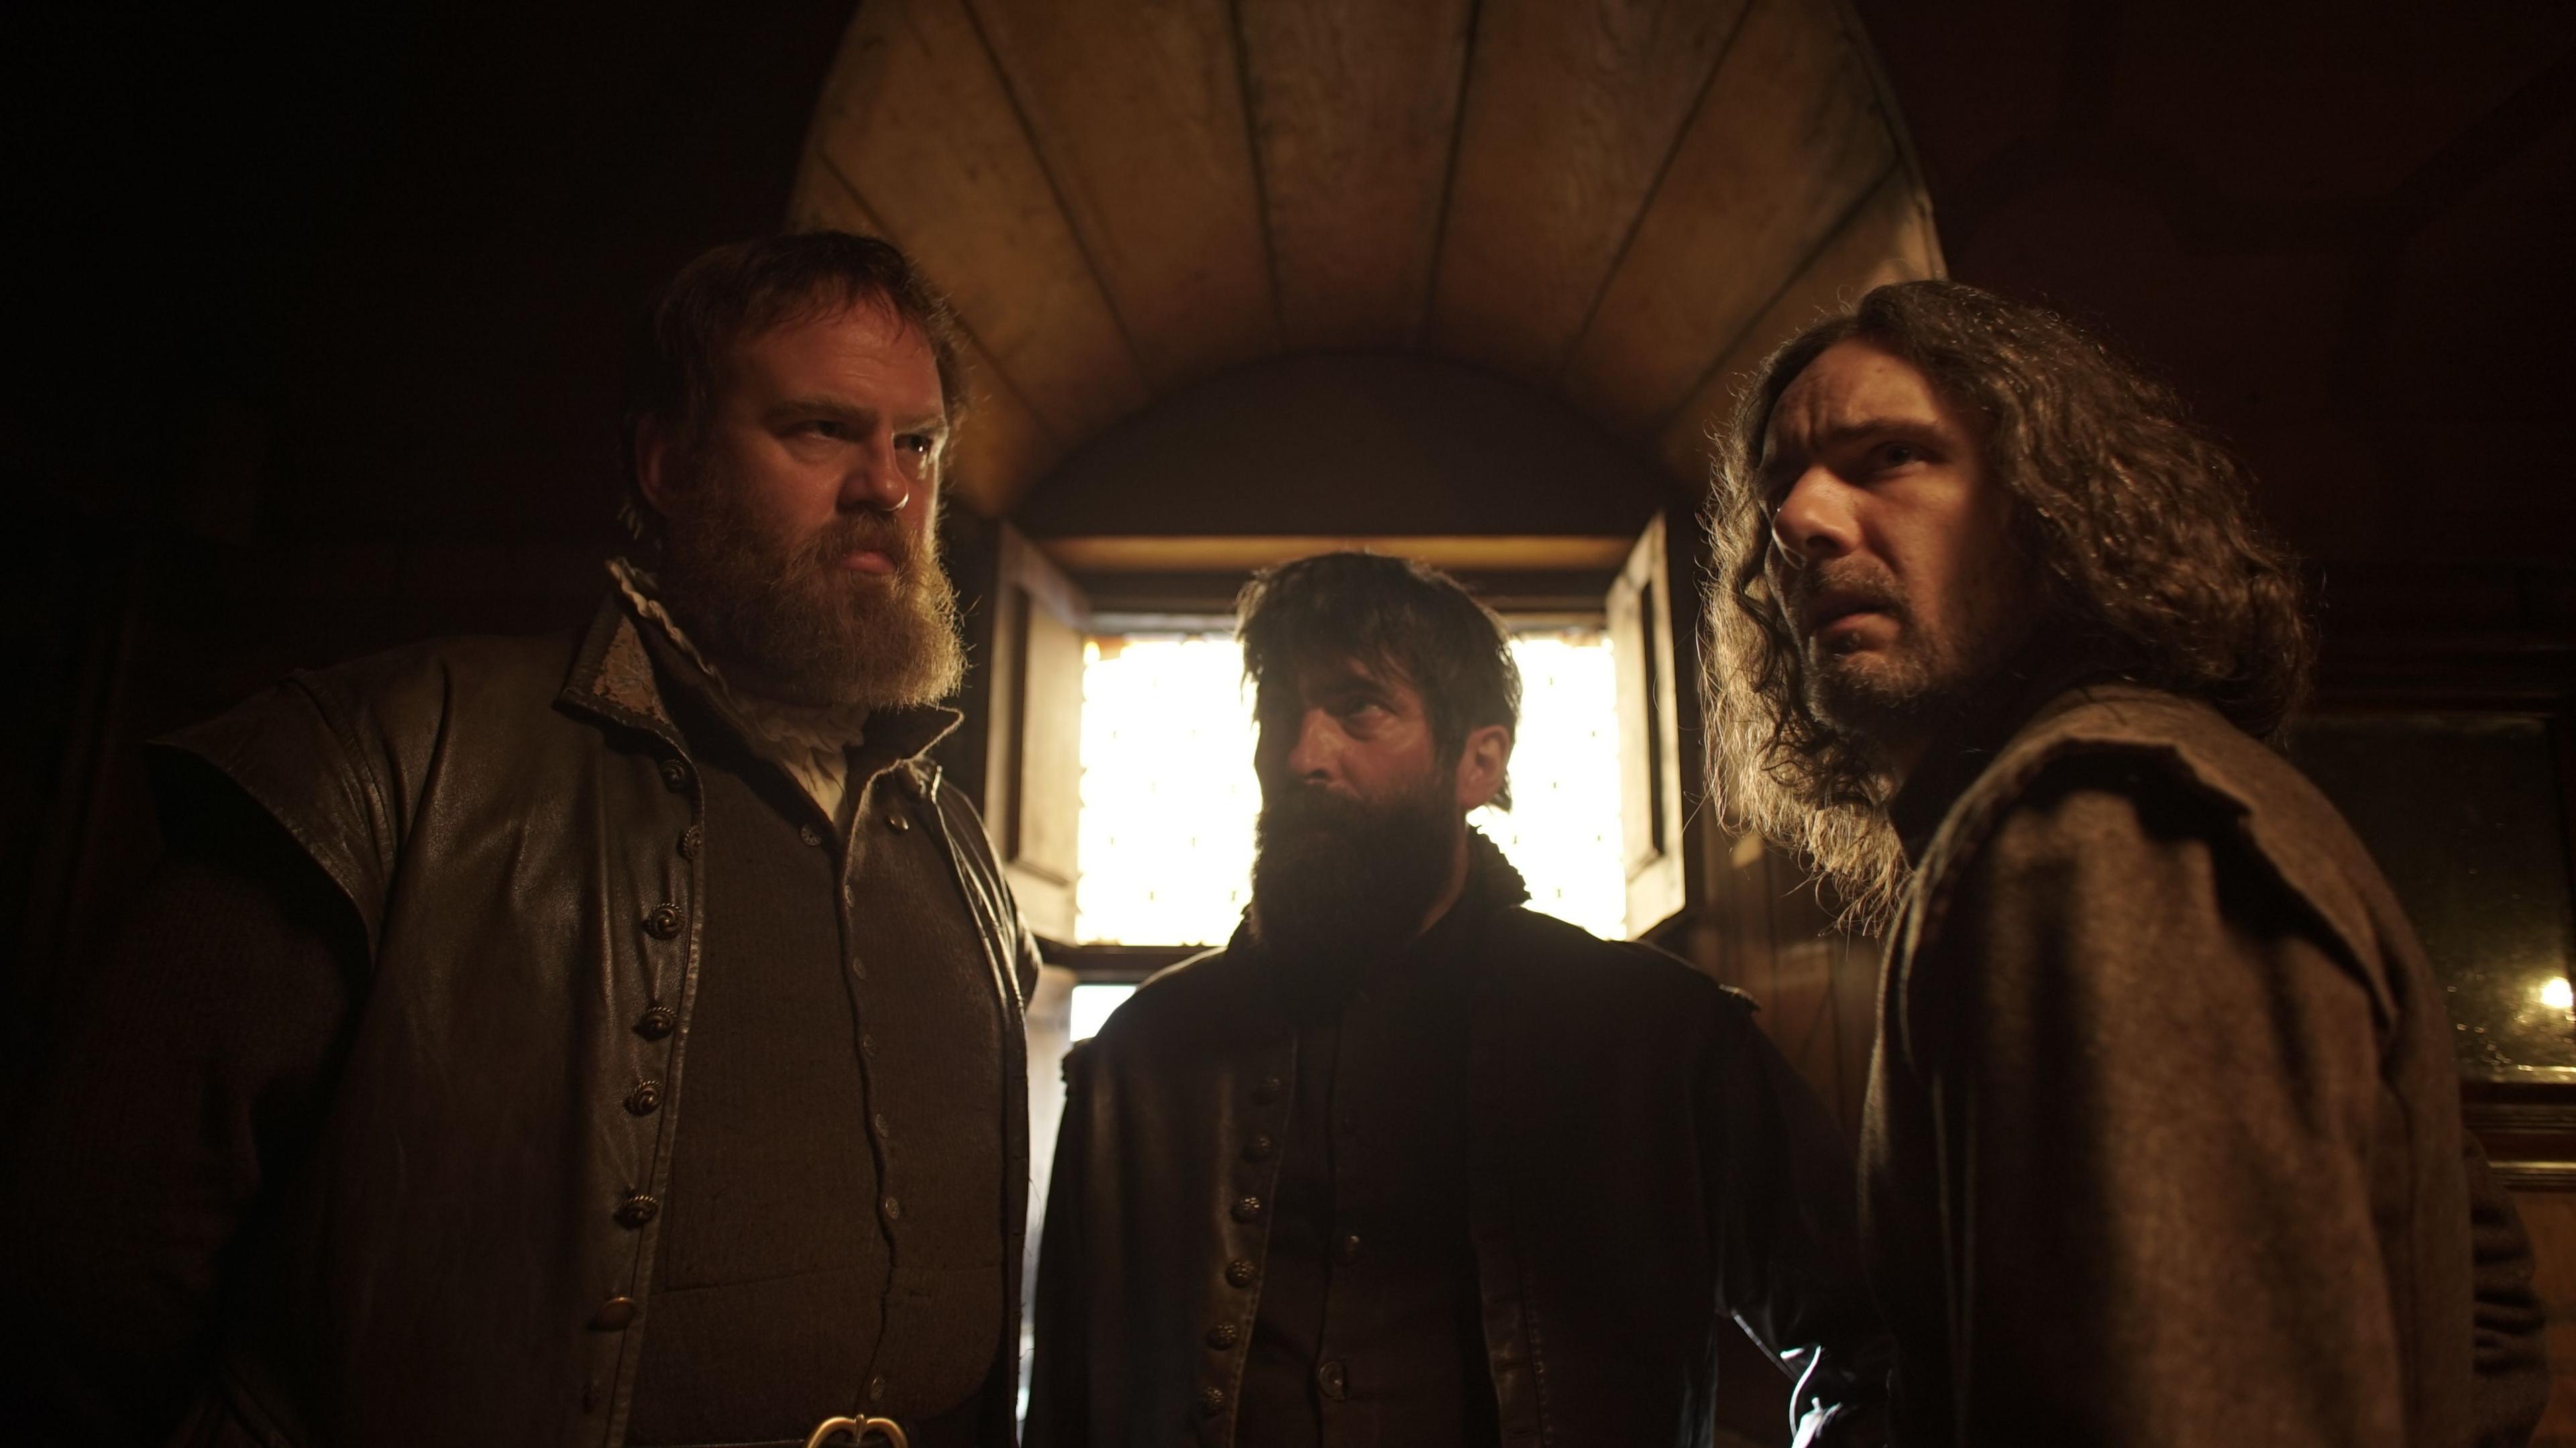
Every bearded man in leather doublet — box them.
[1027,552,1892,1448]
[1702,280,2550,1446]
[1,234,1038,1447]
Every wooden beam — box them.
[1656,167,1941,483]
[1238,0,1474,349]
[1034,535,1637,573]
[796,0,1147,448]
[790,178,1064,517]
[965,0,1281,389]
[1560,0,1896,435]
[1426,0,1754,380]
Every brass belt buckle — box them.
[803,1414,908,1448]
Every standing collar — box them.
[1885,649,2125,865]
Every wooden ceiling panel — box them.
[1426,0,1756,379]
[1656,166,1941,482]
[940,356,1062,518]
[790,179,1064,516]
[965,0,1281,388]
[1560,0,1894,435]
[796,0,1146,445]
[1238,0,1474,349]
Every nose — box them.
[1282,709,1339,785]
[838,431,914,515]
[1767,466,1856,569]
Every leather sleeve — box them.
[1023,1040,1095,1448]
[0,767,366,1445]
[1901,765,2406,1445]
[1700,1001,1893,1448]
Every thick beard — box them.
[1250,768,1458,964]
[656,465,965,710]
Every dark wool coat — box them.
[1864,683,2549,1447]
[1029,839,1894,1448]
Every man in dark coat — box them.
[1699,278,2551,1446]
[0,233,1037,1447]
[1026,552,1892,1448]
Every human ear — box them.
[634,414,678,518]
[1453,724,1513,813]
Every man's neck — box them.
[1415,823,1472,937]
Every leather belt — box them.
[802,1416,907,1448]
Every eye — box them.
[1333,697,1391,731]
[1872,439,1927,471]
[896,433,936,455]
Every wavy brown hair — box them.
[1702,279,2314,930]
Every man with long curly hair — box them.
[1701,279,2546,1446]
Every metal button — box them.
[872,1112,893,1137]
[1197,1385,1227,1414]
[659,759,692,793]
[1252,1075,1284,1105]
[1230,1196,1263,1223]
[1334,1233,1362,1264]
[1224,1258,1256,1288]
[885,812,912,833]
[1205,1323,1240,1349]
[635,1005,677,1041]
[586,1296,637,1331]
[1316,1361,1347,1399]
[859,1033,876,1058]
[625,1080,662,1116]
[867,1375,887,1403]
[643,903,684,940]
[613,1194,659,1229]
[799,824,823,847]
[677,825,702,859]
[1243,1133,1277,1162]
[881,1195,902,1221]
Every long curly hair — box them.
[1702,280,2314,930]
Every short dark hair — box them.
[1703,278,2315,928]
[1237,552,1522,809]
[621,231,969,555]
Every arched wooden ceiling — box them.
[787,0,1943,518]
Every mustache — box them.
[1786,561,1905,632]
[796,511,919,575]
[1257,785,1375,840]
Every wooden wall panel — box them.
[797,0,1145,449]
[792,180,1062,516]
[1238,0,1473,349]
[2508,1189,2576,1445]
[1656,166,1940,481]
[1427,0,1754,379]
[1561,0,1895,434]
[965,0,1279,388]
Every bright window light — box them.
[1073,630,1627,945]
[1068,982,1136,1041]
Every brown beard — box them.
[655,463,965,710]
[1788,556,1981,752]
[1249,766,1458,964]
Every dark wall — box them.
[1016,350,1670,540]
[4,2,856,1027]
[1853,0,2576,639]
